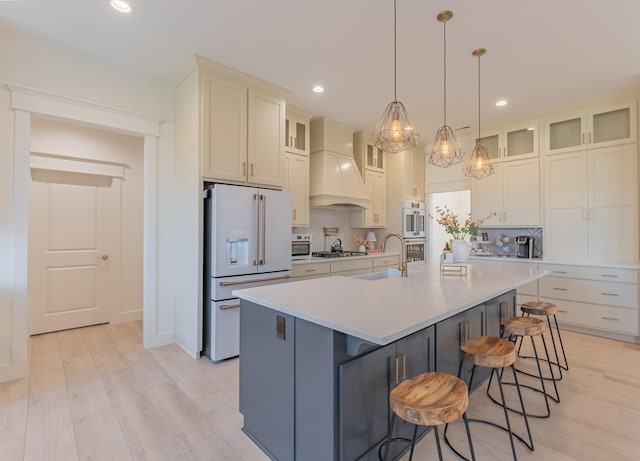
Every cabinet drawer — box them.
[292,274,329,282]
[539,276,637,308]
[372,255,401,268]
[330,259,372,274]
[539,264,639,283]
[333,268,372,277]
[541,297,638,335]
[292,262,330,278]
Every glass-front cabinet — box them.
[542,100,637,155]
[475,120,539,162]
[285,106,311,156]
[353,131,385,172]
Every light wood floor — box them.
[0,321,638,460]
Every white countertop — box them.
[234,261,547,346]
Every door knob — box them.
[101,254,109,260]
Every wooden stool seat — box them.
[461,336,516,369]
[390,372,469,427]
[521,301,558,316]
[503,316,546,337]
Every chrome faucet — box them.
[380,232,408,277]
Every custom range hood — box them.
[309,117,371,208]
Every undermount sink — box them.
[354,268,418,281]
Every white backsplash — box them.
[293,208,380,252]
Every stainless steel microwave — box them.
[291,233,312,260]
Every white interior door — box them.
[29,171,119,335]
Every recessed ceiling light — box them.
[312,85,325,94]
[110,0,132,13]
[495,100,508,107]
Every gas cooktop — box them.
[312,251,367,258]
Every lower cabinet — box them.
[240,291,515,461]
[436,291,516,392]
[339,326,435,461]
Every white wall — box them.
[0,21,176,381]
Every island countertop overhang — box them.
[233,262,547,345]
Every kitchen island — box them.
[234,262,547,461]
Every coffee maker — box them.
[515,236,535,258]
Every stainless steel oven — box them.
[291,233,312,260]
[406,238,426,262]
[402,200,426,239]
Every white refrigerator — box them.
[203,183,292,361]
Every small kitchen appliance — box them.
[291,233,312,260]
[402,200,426,239]
[515,236,535,258]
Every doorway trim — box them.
[6,83,165,382]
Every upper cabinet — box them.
[472,158,540,227]
[178,57,286,187]
[542,100,637,155]
[283,106,312,227]
[353,132,385,172]
[476,120,539,162]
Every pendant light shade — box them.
[373,0,418,154]
[464,48,495,179]
[427,10,464,167]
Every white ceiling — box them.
[2,0,639,139]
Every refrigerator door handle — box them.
[219,274,292,286]
[253,194,260,266]
[260,194,267,265]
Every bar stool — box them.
[495,317,559,418]
[445,336,533,461]
[519,301,569,379]
[382,372,476,461]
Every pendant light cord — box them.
[443,19,447,126]
[477,53,481,141]
[393,0,397,102]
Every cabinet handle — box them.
[500,302,509,321]
[558,309,568,313]
[395,356,400,384]
[553,287,568,291]
[601,316,619,321]
[551,271,568,274]
[600,274,619,278]
[242,162,246,176]
[463,320,471,344]
[293,208,296,220]
[589,132,592,144]
[601,292,619,297]
[250,163,254,177]
[304,269,316,273]
[219,303,240,310]
[582,133,585,145]
[400,353,407,381]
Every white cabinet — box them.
[285,106,311,156]
[476,120,539,162]
[283,152,310,227]
[353,132,385,172]
[471,158,540,226]
[542,100,637,155]
[401,146,425,200]
[283,106,311,227]
[201,71,285,187]
[543,143,638,262]
[537,264,639,337]
[351,170,386,228]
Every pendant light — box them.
[464,48,495,179]
[372,0,418,154]
[427,10,464,167]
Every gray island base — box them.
[234,263,547,461]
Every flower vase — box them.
[358,245,366,253]
[452,239,471,263]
